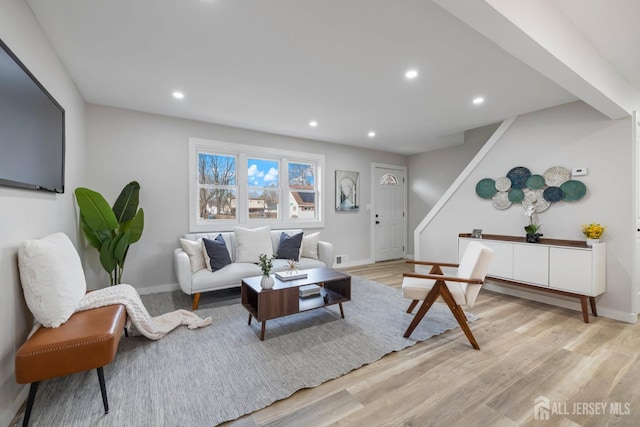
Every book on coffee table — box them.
[275,270,308,281]
[299,284,321,297]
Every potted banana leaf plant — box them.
[75,181,144,285]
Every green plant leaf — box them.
[118,246,130,269]
[80,214,103,249]
[112,181,140,225]
[127,209,144,244]
[99,237,117,273]
[113,231,130,263]
[75,187,118,231]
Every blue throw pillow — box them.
[276,232,303,261]
[202,234,232,272]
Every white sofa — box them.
[174,228,334,309]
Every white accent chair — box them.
[401,241,494,349]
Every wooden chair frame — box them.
[403,260,484,350]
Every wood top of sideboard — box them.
[458,233,589,248]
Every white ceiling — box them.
[24,0,639,155]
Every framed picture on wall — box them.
[335,170,359,211]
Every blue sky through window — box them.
[247,159,279,187]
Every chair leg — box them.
[405,265,444,315]
[406,299,419,313]
[439,284,480,350]
[403,282,442,338]
[22,382,39,427]
[97,367,109,414]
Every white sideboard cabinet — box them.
[458,234,606,323]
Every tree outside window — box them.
[198,153,236,220]
[288,162,316,219]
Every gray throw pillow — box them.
[202,234,232,272]
[276,232,303,261]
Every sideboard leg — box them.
[580,296,590,323]
[589,297,598,317]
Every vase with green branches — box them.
[75,181,144,285]
[258,253,275,289]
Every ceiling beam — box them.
[435,0,638,118]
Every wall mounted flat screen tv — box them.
[0,38,65,193]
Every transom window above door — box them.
[380,173,399,185]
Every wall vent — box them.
[335,254,348,265]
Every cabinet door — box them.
[513,244,549,286]
[549,248,593,294]
[460,239,513,279]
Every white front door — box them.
[373,165,406,261]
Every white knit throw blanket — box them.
[74,284,212,340]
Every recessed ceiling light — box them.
[368,131,376,138]
[405,69,418,79]
[173,91,184,99]
[473,96,485,105]
[309,120,318,127]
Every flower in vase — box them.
[524,205,542,235]
[287,259,299,272]
[581,223,605,239]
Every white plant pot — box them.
[260,275,274,289]
[586,238,600,246]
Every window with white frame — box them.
[288,162,316,220]
[197,152,237,221]
[189,138,324,232]
[247,157,279,220]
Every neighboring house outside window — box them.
[247,157,279,220]
[189,138,324,232]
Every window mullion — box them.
[238,152,247,223]
[279,158,287,223]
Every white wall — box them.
[417,102,634,321]
[85,105,407,291]
[408,123,498,255]
[0,0,87,424]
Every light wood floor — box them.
[223,259,640,427]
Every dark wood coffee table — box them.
[241,267,351,340]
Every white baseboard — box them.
[483,282,638,324]
[1,385,28,427]
[334,257,413,268]
[597,307,639,324]
[332,258,374,269]
[137,283,180,295]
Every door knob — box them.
[376,221,380,224]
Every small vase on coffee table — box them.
[260,275,274,289]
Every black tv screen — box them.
[0,38,65,193]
